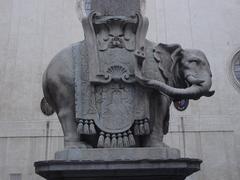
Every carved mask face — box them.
[93,16,138,51]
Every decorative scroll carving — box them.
[83,12,148,84]
[104,64,135,83]
[94,16,138,51]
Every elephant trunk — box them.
[147,75,215,100]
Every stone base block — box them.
[55,147,180,161]
[35,158,201,180]
[34,148,201,180]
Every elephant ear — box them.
[169,44,183,71]
[169,45,185,87]
[153,43,183,86]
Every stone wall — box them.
[0,0,240,180]
[148,1,240,179]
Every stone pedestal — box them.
[34,148,201,180]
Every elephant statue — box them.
[40,13,214,149]
[137,44,214,101]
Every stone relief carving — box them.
[40,7,214,149]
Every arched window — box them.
[230,50,240,89]
[233,57,240,81]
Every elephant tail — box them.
[40,97,54,116]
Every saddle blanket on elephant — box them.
[73,42,151,147]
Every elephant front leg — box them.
[141,119,165,147]
[141,95,169,147]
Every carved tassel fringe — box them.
[96,131,136,148]
[77,119,97,135]
[83,121,90,134]
[144,119,150,135]
[133,119,150,136]
[77,120,84,136]
[139,120,145,135]
[104,134,111,148]
[94,119,151,148]
[117,133,123,147]
[97,132,105,148]
[111,134,117,148]
[89,120,96,135]
[134,121,140,135]
[123,132,129,147]
[128,130,136,147]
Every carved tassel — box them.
[134,121,140,135]
[83,120,90,134]
[89,120,96,135]
[139,120,145,135]
[104,134,111,148]
[117,133,123,148]
[123,132,129,147]
[77,120,84,136]
[144,119,150,135]
[97,132,105,148]
[111,134,117,148]
[128,130,136,147]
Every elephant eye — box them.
[189,59,201,63]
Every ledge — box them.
[35,158,202,180]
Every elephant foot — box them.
[141,135,167,147]
[64,141,92,149]
[144,141,168,148]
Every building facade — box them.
[0,0,240,179]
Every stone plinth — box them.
[55,147,180,161]
[34,148,201,180]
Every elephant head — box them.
[137,46,215,100]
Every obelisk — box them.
[91,0,141,16]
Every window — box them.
[230,50,240,89]
[233,58,240,81]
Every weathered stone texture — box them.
[91,0,141,16]
[0,0,240,180]
[35,158,201,180]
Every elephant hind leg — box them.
[57,108,90,149]
[54,84,90,148]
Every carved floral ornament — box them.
[93,15,138,51]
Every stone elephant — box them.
[138,43,214,101]
[40,39,214,149]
